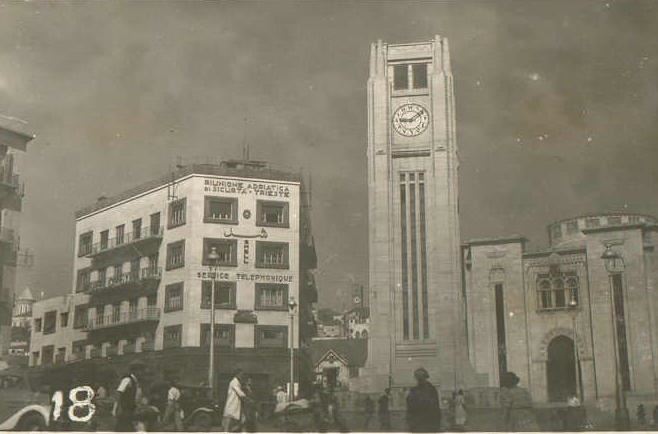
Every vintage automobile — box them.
[0,368,50,430]
[176,384,222,431]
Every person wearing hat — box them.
[222,368,247,432]
[499,371,538,431]
[113,361,147,431]
[406,367,442,432]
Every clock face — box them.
[392,103,430,137]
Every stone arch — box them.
[536,327,587,362]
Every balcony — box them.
[84,307,160,331]
[86,225,163,259]
[86,267,162,305]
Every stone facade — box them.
[464,213,658,405]
[359,36,479,393]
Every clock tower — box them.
[358,36,481,392]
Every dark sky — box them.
[1,0,657,310]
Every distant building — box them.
[8,287,36,357]
[316,324,342,339]
[28,161,318,398]
[312,338,367,390]
[0,123,34,358]
[343,307,369,339]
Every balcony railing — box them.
[86,267,162,293]
[84,307,160,331]
[87,226,164,257]
[0,168,19,188]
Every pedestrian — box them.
[453,389,467,430]
[499,371,538,431]
[242,376,258,432]
[653,405,658,428]
[113,361,146,432]
[378,387,392,430]
[363,395,374,430]
[406,367,442,432]
[223,369,247,432]
[638,404,647,427]
[161,374,183,431]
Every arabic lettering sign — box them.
[203,178,291,198]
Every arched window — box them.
[361,330,368,339]
[537,272,579,311]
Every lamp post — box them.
[568,294,582,403]
[207,246,220,401]
[288,296,297,402]
[601,244,630,430]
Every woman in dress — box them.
[499,372,539,431]
[454,389,467,430]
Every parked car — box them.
[0,368,50,430]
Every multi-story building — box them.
[0,123,34,358]
[9,287,36,358]
[29,160,318,398]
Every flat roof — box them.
[464,235,527,247]
[76,161,303,219]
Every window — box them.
[34,318,42,332]
[147,294,157,307]
[256,326,287,348]
[393,63,428,91]
[629,215,641,224]
[201,281,236,309]
[200,324,235,348]
[163,325,182,349]
[132,218,142,239]
[165,282,184,312]
[393,64,408,90]
[256,241,289,269]
[115,224,125,245]
[551,225,562,241]
[43,311,57,334]
[166,240,185,270]
[204,196,238,224]
[168,198,187,228]
[60,312,69,328]
[76,268,91,292]
[74,305,88,329]
[412,63,428,89]
[585,218,600,228]
[256,283,288,310]
[100,230,109,250]
[257,200,289,227]
[42,345,54,366]
[608,216,622,226]
[566,221,579,234]
[150,212,161,235]
[72,340,86,357]
[78,231,93,257]
[112,264,124,285]
[537,273,579,311]
[202,238,237,267]
[97,268,107,287]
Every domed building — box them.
[12,287,35,328]
[463,212,658,411]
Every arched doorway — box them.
[546,335,576,402]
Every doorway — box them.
[546,335,577,402]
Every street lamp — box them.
[207,246,220,401]
[601,244,630,430]
[288,296,298,402]
[568,294,582,403]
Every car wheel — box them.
[17,413,47,431]
[192,412,212,431]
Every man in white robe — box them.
[222,369,247,432]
